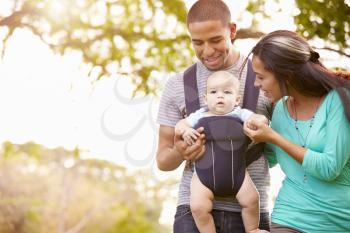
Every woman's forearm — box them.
[270,131,306,164]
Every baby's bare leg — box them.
[236,171,262,233]
[190,174,216,233]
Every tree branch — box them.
[236,28,265,39]
[1,28,14,59]
[313,46,350,59]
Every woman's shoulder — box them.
[273,97,287,114]
[323,89,342,108]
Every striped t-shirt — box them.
[157,54,271,213]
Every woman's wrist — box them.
[269,130,281,145]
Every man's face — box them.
[188,20,236,70]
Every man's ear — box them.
[229,23,237,40]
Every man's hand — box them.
[174,127,206,162]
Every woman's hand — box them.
[244,115,276,143]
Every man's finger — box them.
[196,127,204,134]
[184,143,202,160]
[194,145,206,161]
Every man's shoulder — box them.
[166,63,201,84]
[163,71,185,89]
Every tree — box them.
[0,142,174,233]
[0,0,349,94]
[246,0,350,57]
[294,0,350,58]
[0,0,192,95]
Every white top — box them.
[186,106,253,127]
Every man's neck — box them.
[226,49,240,68]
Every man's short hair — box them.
[187,0,231,27]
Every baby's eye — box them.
[210,90,216,94]
[224,91,232,94]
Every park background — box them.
[0,0,349,232]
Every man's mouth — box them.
[204,56,220,65]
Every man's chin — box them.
[203,63,223,71]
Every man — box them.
[156,1,271,232]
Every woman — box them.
[244,30,350,232]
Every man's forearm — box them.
[157,146,184,171]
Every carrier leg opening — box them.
[190,174,216,233]
[236,171,261,233]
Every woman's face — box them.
[252,55,283,103]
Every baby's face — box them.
[205,75,240,115]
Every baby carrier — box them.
[183,60,264,197]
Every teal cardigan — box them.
[265,90,350,232]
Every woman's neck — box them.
[288,94,323,120]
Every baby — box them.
[175,71,268,233]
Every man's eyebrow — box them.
[209,36,222,40]
[192,36,223,42]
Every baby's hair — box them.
[207,71,240,93]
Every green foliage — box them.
[294,0,350,48]
[0,0,192,95]
[1,0,349,95]
[0,142,173,233]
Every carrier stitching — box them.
[230,140,234,190]
[211,141,216,191]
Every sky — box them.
[1,0,349,227]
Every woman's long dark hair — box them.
[243,30,350,122]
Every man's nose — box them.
[203,43,215,56]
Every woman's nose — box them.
[254,79,260,88]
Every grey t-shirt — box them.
[157,54,271,213]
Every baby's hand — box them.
[246,114,268,130]
[182,128,200,146]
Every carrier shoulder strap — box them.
[183,60,260,114]
[183,64,200,115]
[242,59,260,111]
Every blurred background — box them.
[0,0,349,232]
